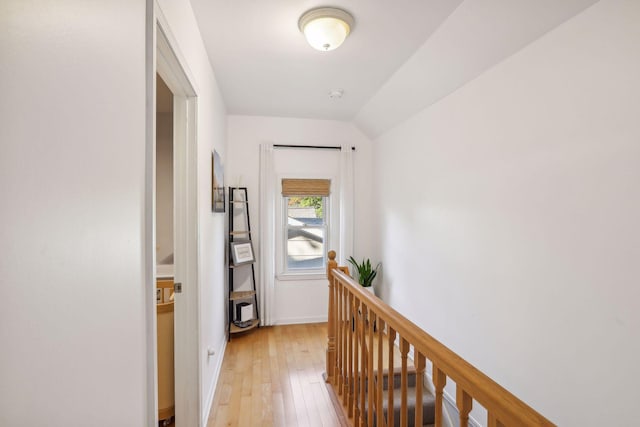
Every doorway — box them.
[147,15,200,427]
[156,74,175,425]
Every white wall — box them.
[226,116,375,323]
[0,1,228,425]
[155,0,228,424]
[372,0,640,425]
[0,1,148,426]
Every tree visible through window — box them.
[285,196,327,271]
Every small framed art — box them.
[230,241,255,265]
[212,150,225,212]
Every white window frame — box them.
[279,195,330,279]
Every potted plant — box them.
[347,256,381,293]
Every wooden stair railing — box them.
[325,250,555,427]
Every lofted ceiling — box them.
[189,0,598,136]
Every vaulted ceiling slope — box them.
[190,0,599,138]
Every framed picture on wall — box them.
[230,241,255,265]
[212,150,225,212]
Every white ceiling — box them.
[189,0,598,134]
[189,0,463,120]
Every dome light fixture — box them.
[298,7,354,52]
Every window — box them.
[284,196,328,271]
[281,178,331,274]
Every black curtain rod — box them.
[274,144,356,151]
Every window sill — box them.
[276,272,327,282]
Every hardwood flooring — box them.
[207,323,349,427]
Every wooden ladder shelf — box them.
[227,187,260,340]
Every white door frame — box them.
[146,2,200,425]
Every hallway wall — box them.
[371,1,640,425]
[226,115,376,323]
[1,1,149,425]
[0,1,228,425]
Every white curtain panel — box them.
[258,143,275,325]
[338,144,355,265]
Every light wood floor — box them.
[207,323,348,427]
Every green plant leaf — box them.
[347,256,381,287]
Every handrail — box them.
[325,250,555,427]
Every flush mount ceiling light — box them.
[298,7,354,51]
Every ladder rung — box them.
[230,290,256,300]
[229,262,255,268]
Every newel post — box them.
[325,250,338,383]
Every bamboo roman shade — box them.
[281,178,331,196]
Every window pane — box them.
[286,227,325,270]
[287,196,324,223]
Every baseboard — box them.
[202,335,227,426]
[273,315,327,325]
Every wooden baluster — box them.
[432,365,447,427]
[360,304,368,427]
[415,351,426,427]
[325,251,337,383]
[353,298,361,426]
[488,413,505,427]
[342,283,348,390]
[337,278,343,388]
[387,327,396,427]
[376,319,385,427]
[367,310,375,427]
[400,337,410,427]
[456,388,473,427]
[342,285,349,405]
[336,279,343,391]
[348,292,355,417]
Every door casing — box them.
[146,2,200,425]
